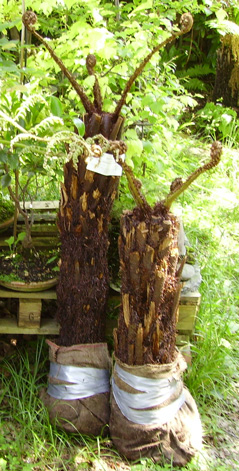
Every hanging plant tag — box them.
[86,153,125,176]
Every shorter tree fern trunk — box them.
[114,204,185,365]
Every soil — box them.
[0,249,59,283]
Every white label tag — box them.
[86,153,125,177]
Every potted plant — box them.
[109,142,222,465]
[22,10,194,435]
[0,92,64,291]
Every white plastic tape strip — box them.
[47,362,110,400]
[86,153,125,176]
[112,363,185,426]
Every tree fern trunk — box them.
[213,46,239,107]
[56,115,123,346]
[114,204,184,365]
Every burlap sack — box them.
[109,352,202,466]
[41,340,111,435]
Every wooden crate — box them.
[177,292,201,335]
[18,298,42,328]
[0,287,59,334]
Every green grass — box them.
[0,138,238,470]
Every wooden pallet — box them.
[0,288,200,340]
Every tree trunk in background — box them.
[114,204,185,365]
[56,114,124,346]
[213,46,239,108]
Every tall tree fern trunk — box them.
[114,204,184,365]
[56,116,124,346]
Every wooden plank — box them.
[176,334,191,364]
[18,214,57,223]
[30,224,58,235]
[18,298,41,328]
[177,302,200,332]
[180,292,201,305]
[0,317,60,334]
[20,201,59,211]
[0,288,57,300]
[176,333,190,345]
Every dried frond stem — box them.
[114,13,193,117]
[120,160,150,211]
[22,11,95,114]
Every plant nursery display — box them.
[0,0,238,469]
[20,8,209,466]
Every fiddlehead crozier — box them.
[164,141,223,209]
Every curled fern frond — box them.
[120,160,150,212]
[23,11,95,115]
[45,131,91,168]
[164,141,222,209]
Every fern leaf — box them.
[208,19,239,37]
[0,110,27,134]
[14,94,47,122]
[32,116,64,135]
[10,132,47,149]
[177,64,213,79]
[18,144,46,158]
[180,77,208,92]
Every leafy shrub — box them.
[195,102,239,144]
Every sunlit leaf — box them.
[73,118,85,137]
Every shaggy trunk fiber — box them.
[114,204,184,365]
[56,114,124,346]
[110,205,202,465]
[213,46,239,107]
[56,157,118,346]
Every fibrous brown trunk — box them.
[213,46,239,107]
[56,157,119,346]
[114,204,185,365]
[56,115,124,347]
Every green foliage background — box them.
[0,1,239,470]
